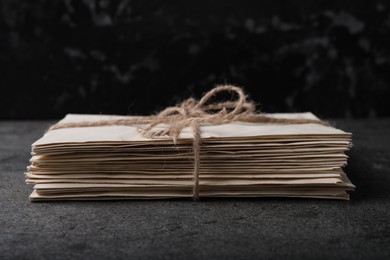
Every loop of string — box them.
[48,85,329,200]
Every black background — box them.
[1,0,390,119]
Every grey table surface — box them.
[1,119,389,260]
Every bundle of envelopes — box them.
[26,112,355,201]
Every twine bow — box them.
[138,85,256,142]
[48,85,328,200]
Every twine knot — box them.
[138,85,256,144]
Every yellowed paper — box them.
[26,113,354,201]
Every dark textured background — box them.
[1,0,390,119]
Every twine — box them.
[48,85,329,200]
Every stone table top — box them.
[0,119,389,259]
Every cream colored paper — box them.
[26,112,354,201]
